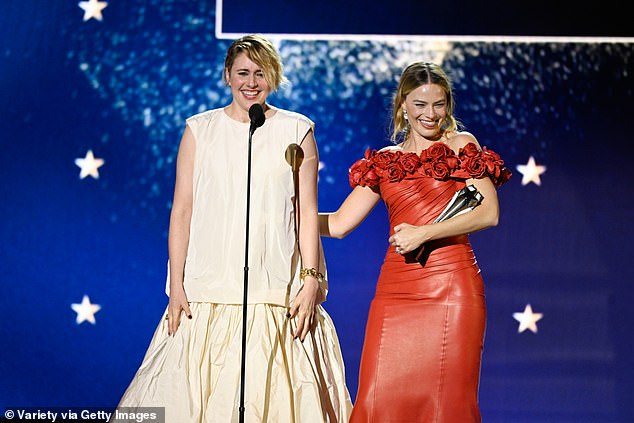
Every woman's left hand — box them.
[389,223,427,254]
[288,277,321,341]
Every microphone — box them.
[285,144,304,172]
[249,103,265,135]
[240,101,265,423]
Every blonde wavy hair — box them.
[223,34,288,91]
[391,62,459,142]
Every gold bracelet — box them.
[299,267,324,282]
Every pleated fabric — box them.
[117,303,352,423]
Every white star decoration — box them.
[78,0,108,22]
[75,150,105,179]
[513,304,543,333]
[516,156,547,186]
[71,295,102,324]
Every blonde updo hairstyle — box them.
[391,62,459,142]
[223,34,287,91]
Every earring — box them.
[403,110,408,122]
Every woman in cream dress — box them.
[115,34,352,423]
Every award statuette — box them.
[433,184,483,223]
[414,184,484,262]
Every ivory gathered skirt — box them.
[116,303,352,423]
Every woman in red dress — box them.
[320,62,511,422]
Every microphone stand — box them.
[285,143,304,243]
[239,104,264,423]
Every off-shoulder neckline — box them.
[379,141,476,155]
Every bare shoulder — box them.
[378,144,402,152]
[446,131,482,152]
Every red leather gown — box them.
[350,170,486,423]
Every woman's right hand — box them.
[167,285,192,336]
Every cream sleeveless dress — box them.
[116,107,352,422]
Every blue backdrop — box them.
[1,1,633,422]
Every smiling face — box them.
[390,62,457,143]
[402,83,448,142]
[225,52,271,119]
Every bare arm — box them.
[289,129,321,341]
[167,125,194,335]
[389,133,500,254]
[319,185,381,239]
